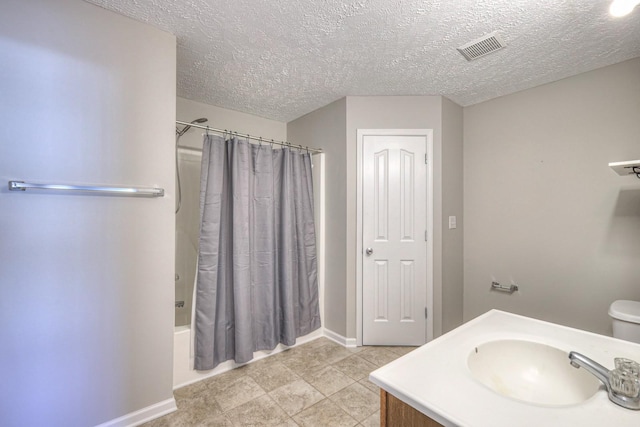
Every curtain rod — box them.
[175,120,322,154]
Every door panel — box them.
[374,260,389,321]
[400,260,415,322]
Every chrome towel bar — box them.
[8,181,164,197]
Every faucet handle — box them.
[615,358,640,377]
[609,368,640,398]
[610,358,640,398]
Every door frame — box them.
[356,129,434,347]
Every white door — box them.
[361,131,429,346]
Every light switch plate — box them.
[448,216,457,229]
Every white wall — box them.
[0,1,176,425]
[177,97,287,150]
[463,58,640,335]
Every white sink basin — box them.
[468,340,602,406]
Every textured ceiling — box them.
[85,0,640,122]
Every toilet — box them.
[609,300,640,344]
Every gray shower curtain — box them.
[194,135,321,370]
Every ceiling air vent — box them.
[457,31,506,61]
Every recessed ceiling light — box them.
[610,0,640,17]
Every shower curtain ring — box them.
[299,144,303,153]
[259,137,262,147]
[306,146,310,155]
[206,126,210,136]
[271,139,274,149]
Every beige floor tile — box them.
[280,419,300,426]
[204,366,250,394]
[356,347,399,367]
[332,354,378,381]
[212,375,266,411]
[274,344,312,360]
[302,365,355,396]
[313,343,354,365]
[241,353,283,375]
[141,413,175,427]
[141,412,187,427]
[301,337,335,349]
[360,410,380,427]
[268,379,325,416]
[280,352,328,376]
[225,394,291,426]
[247,361,301,392]
[158,342,410,426]
[173,379,208,401]
[195,413,234,427]
[328,382,379,422]
[387,346,418,356]
[293,399,358,427]
[143,404,232,427]
[177,390,223,417]
[297,339,341,357]
[358,378,380,395]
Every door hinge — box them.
[425,230,428,241]
[425,307,428,319]
[425,154,428,164]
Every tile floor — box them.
[144,337,415,426]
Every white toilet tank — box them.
[609,300,640,344]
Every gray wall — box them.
[463,58,640,335]
[441,98,464,333]
[0,0,176,425]
[345,96,446,338]
[289,96,465,339]
[288,98,348,335]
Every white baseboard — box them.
[323,328,357,348]
[96,397,177,427]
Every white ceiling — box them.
[86,0,640,122]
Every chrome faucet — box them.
[569,351,640,410]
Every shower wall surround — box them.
[175,147,202,327]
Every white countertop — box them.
[369,310,640,427]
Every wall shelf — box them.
[609,160,640,176]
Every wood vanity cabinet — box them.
[380,390,445,427]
